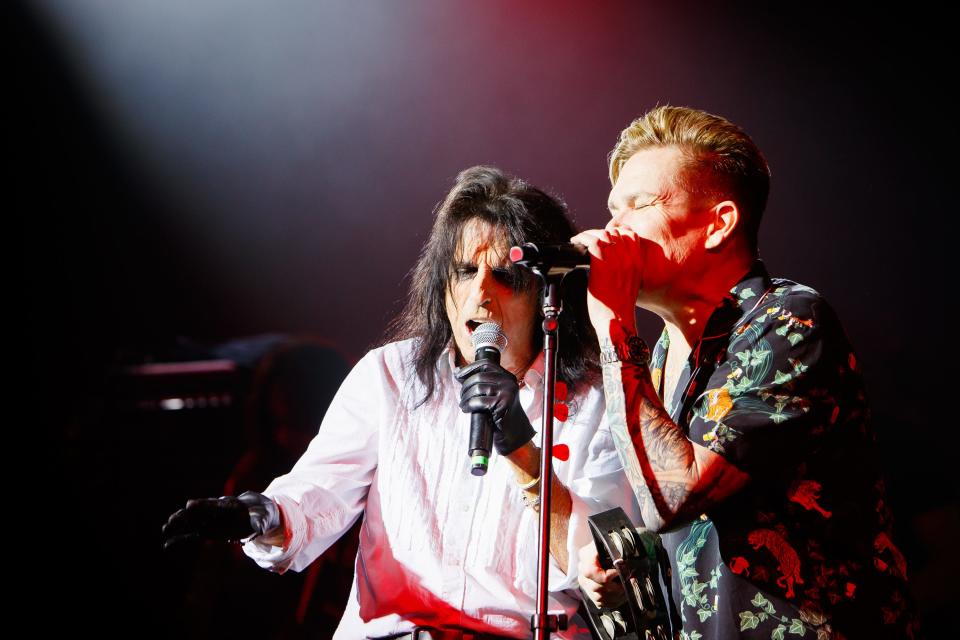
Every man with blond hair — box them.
[575,106,919,639]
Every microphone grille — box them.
[471,322,508,353]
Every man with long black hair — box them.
[163,166,637,639]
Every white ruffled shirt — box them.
[243,338,639,639]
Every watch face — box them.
[600,336,650,366]
[626,336,651,366]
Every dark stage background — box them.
[17,1,953,637]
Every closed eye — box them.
[609,201,656,216]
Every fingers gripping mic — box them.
[469,322,508,476]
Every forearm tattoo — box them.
[600,336,701,531]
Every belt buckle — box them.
[412,627,473,640]
[412,627,442,640]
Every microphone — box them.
[509,242,590,275]
[469,322,508,476]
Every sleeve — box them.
[548,388,643,591]
[686,291,845,479]
[241,348,386,574]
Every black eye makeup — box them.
[449,262,529,291]
[492,267,516,286]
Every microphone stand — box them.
[524,266,576,640]
[509,242,589,638]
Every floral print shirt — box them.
[650,259,919,640]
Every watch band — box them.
[600,335,651,367]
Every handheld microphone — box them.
[509,242,590,275]
[469,322,508,476]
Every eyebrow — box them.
[608,190,659,211]
[450,259,513,269]
[452,262,522,282]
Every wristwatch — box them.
[600,335,651,367]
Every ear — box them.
[704,200,740,250]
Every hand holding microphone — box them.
[569,228,646,337]
[456,322,535,474]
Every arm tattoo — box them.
[600,336,704,531]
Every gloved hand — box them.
[161,490,281,550]
[456,358,536,456]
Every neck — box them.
[645,252,754,354]
[454,348,536,379]
[505,355,535,381]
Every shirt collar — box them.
[728,257,772,311]
[522,350,545,389]
[699,257,772,342]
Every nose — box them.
[606,210,626,232]
[467,265,495,309]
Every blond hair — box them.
[609,105,770,254]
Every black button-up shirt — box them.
[648,259,918,639]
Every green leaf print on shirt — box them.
[734,592,824,638]
[676,519,724,624]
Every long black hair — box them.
[383,165,599,405]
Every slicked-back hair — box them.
[383,165,599,406]
[609,105,771,256]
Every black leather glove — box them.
[456,358,536,456]
[161,491,281,550]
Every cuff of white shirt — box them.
[555,466,644,593]
[241,493,305,574]
[548,489,595,592]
